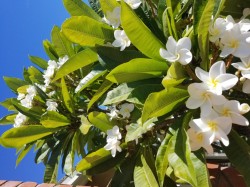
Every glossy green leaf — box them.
[35,143,51,164]
[0,125,58,148]
[88,111,113,132]
[134,154,159,187]
[76,147,112,171]
[41,111,70,128]
[97,46,146,70]
[0,98,16,111]
[167,128,197,186]
[100,0,120,13]
[75,69,107,93]
[87,80,113,111]
[193,0,217,71]
[121,1,164,61]
[222,130,250,186]
[63,0,101,21]
[142,88,189,123]
[16,144,33,166]
[102,83,134,105]
[0,113,16,125]
[61,78,74,113]
[62,16,114,47]
[29,55,48,69]
[191,151,211,187]
[43,40,59,61]
[27,66,44,84]
[3,77,28,93]
[53,48,98,81]
[106,58,168,83]
[51,26,75,57]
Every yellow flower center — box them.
[229,40,239,49]
[208,121,218,131]
[222,108,230,116]
[196,133,204,142]
[208,78,218,89]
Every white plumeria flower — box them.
[160,36,192,65]
[112,30,131,51]
[239,103,250,114]
[186,83,227,115]
[242,79,250,93]
[17,93,25,101]
[103,7,121,29]
[20,95,34,108]
[189,111,232,146]
[209,17,233,43]
[124,0,142,9]
[195,61,238,95]
[26,86,37,97]
[35,83,47,92]
[107,105,120,120]
[46,100,58,112]
[43,60,58,86]
[14,113,28,128]
[214,100,249,126]
[119,103,134,118]
[187,128,213,154]
[104,125,122,157]
[220,23,250,58]
[58,55,69,68]
[232,56,250,79]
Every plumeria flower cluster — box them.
[186,61,250,153]
[14,85,37,127]
[107,103,134,120]
[104,125,122,157]
[46,100,58,112]
[43,55,69,87]
[209,11,250,58]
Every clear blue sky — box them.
[0,0,86,183]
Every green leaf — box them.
[222,0,250,18]
[97,46,146,70]
[0,98,16,111]
[167,128,197,186]
[43,40,59,61]
[41,111,70,128]
[100,0,120,13]
[51,26,75,57]
[61,78,74,113]
[35,143,51,164]
[12,99,42,120]
[76,147,112,171]
[193,0,217,71]
[16,144,33,167]
[222,130,250,186]
[62,16,114,47]
[53,48,98,81]
[29,55,48,69]
[191,151,211,187]
[142,88,189,123]
[63,0,101,21]
[3,77,28,93]
[134,154,159,187]
[102,83,134,105]
[0,113,16,125]
[75,69,107,93]
[0,125,58,148]
[121,1,164,61]
[88,111,114,132]
[27,66,44,84]
[106,58,168,83]
[87,80,113,111]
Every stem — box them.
[226,54,234,69]
[184,64,200,82]
[210,43,220,66]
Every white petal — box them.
[220,46,234,57]
[242,79,250,93]
[233,42,250,58]
[217,129,229,146]
[209,61,226,79]
[231,62,248,70]
[241,70,250,79]
[216,74,238,90]
[186,97,205,109]
[215,117,232,135]
[178,49,192,65]
[231,113,249,126]
[210,94,227,106]
[166,36,177,54]
[159,48,177,62]
[195,67,209,83]
[176,37,191,51]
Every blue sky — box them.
[0,0,86,183]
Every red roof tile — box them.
[0,181,22,187]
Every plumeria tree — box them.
[1,0,250,186]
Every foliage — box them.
[1,0,250,186]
